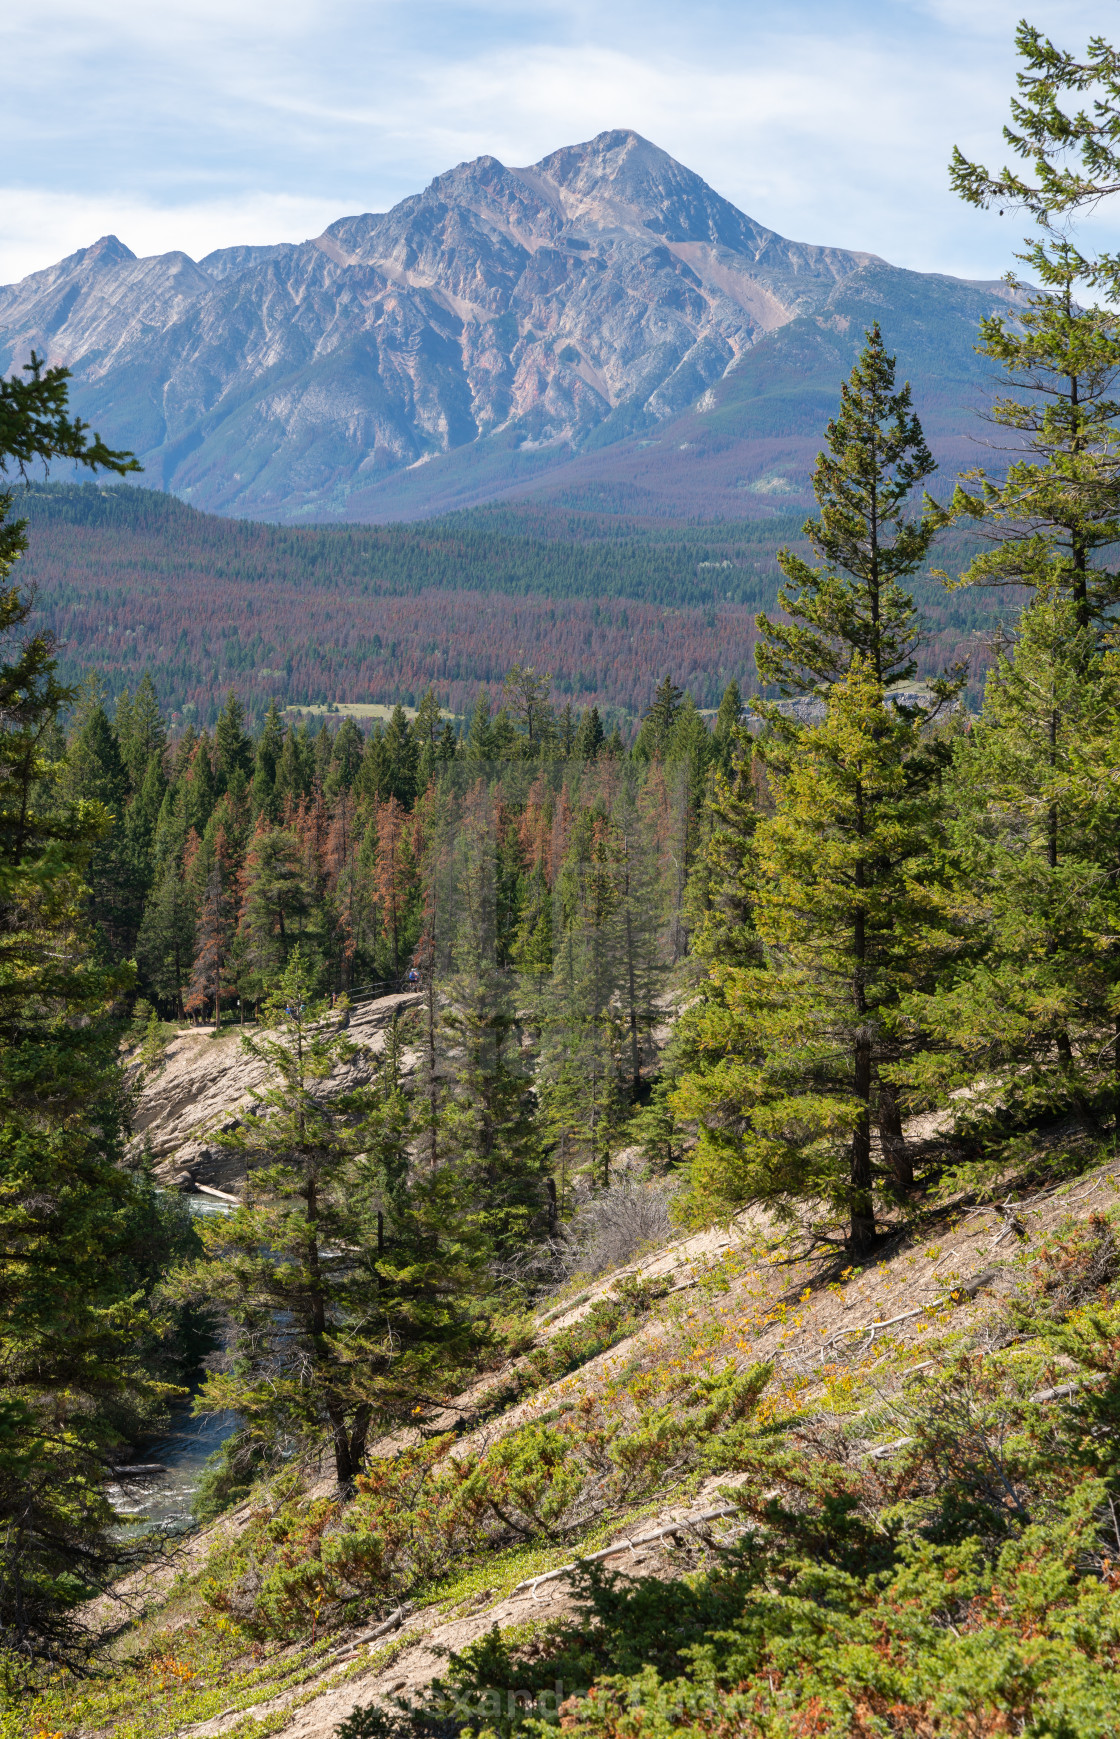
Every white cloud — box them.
[0,190,343,285]
[2,0,1119,287]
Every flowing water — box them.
[109,1407,238,1531]
[109,1194,238,1531]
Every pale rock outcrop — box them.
[131,993,419,1191]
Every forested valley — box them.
[15,484,993,725]
[9,24,1120,1737]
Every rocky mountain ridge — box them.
[0,131,1019,522]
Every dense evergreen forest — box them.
[8,23,1120,1735]
[17,481,994,723]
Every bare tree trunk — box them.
[849,792,876,1255]
[624,900,641,1102]
[851,1029,875,1256]
[878,1078,912,1191]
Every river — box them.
[109,1195,238,1532]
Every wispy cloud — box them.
[1,0,1116,285]
[0,190,344,283]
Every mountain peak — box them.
[0,133,1017,524]
[82,234,137,267]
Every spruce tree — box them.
[945,26,1120,633]
[325,715,365,798]
[169,952,479,1489]
[948,23,1120,237]
[63,692,145,959]
[539,806,627,1188]
[126,744,168,868]
[215,689,253,793]
[382,704,418,805]
[676,661,943,1251]
[439,786,545,1265]
[0,356,176,1662]
[252,700,284,819]
[906,599,1120,1153]
[185,826,238,1026]
[275,721,315,809]
[574,705,605,761]
[712,679,744,774]
[236,822,310,1003]
[138,856,194,1017]
[636,676,685,759]
[115,673,166,795]
[939,245,1120,631]
[464,691,496,765]
[757,324,939,694]
[184,732,218,835]
[373,797,415,982]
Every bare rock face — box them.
[0,130,1013,522]
[132,994,418,1192]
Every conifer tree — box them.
[945,26,1120,633]
[252,700,284,819]
[374,796,414,981]
[0,355,178,1661]
[185,826,237,1025]
[949,23,1120,237]
[464,691,496,765]
[325,714,365,796]
[313,721,333,789]
[63,691,145,958]
[169,952,481,1489]
[676,662,944,1251]
[906,599,1120,1151]
[382,704,418,805]
[636,676,685,759]
[322,790,364,990]
[613,776,665,1103]
[439,786,545,1264]
[757,324,939,694]
[236,822,310,1003]
[275,721,314,809]
[215,689,253,793]
[939,246,1120,631]
[138,854,194,1017]
[356,721,390,805]
[115,672,166,795]
[661,697,715,959]
[574,705,605,761]
[688,742,759,972]
[126,743,168,867]
[412,783,456,1172]
[502,665,555,756]
[539,807,627,1188]
[412,687,444,790]
[184,732,218,835]
[712,678,744,774]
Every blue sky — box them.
[1,0,1115,285]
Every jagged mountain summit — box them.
[0,132,1017,522]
